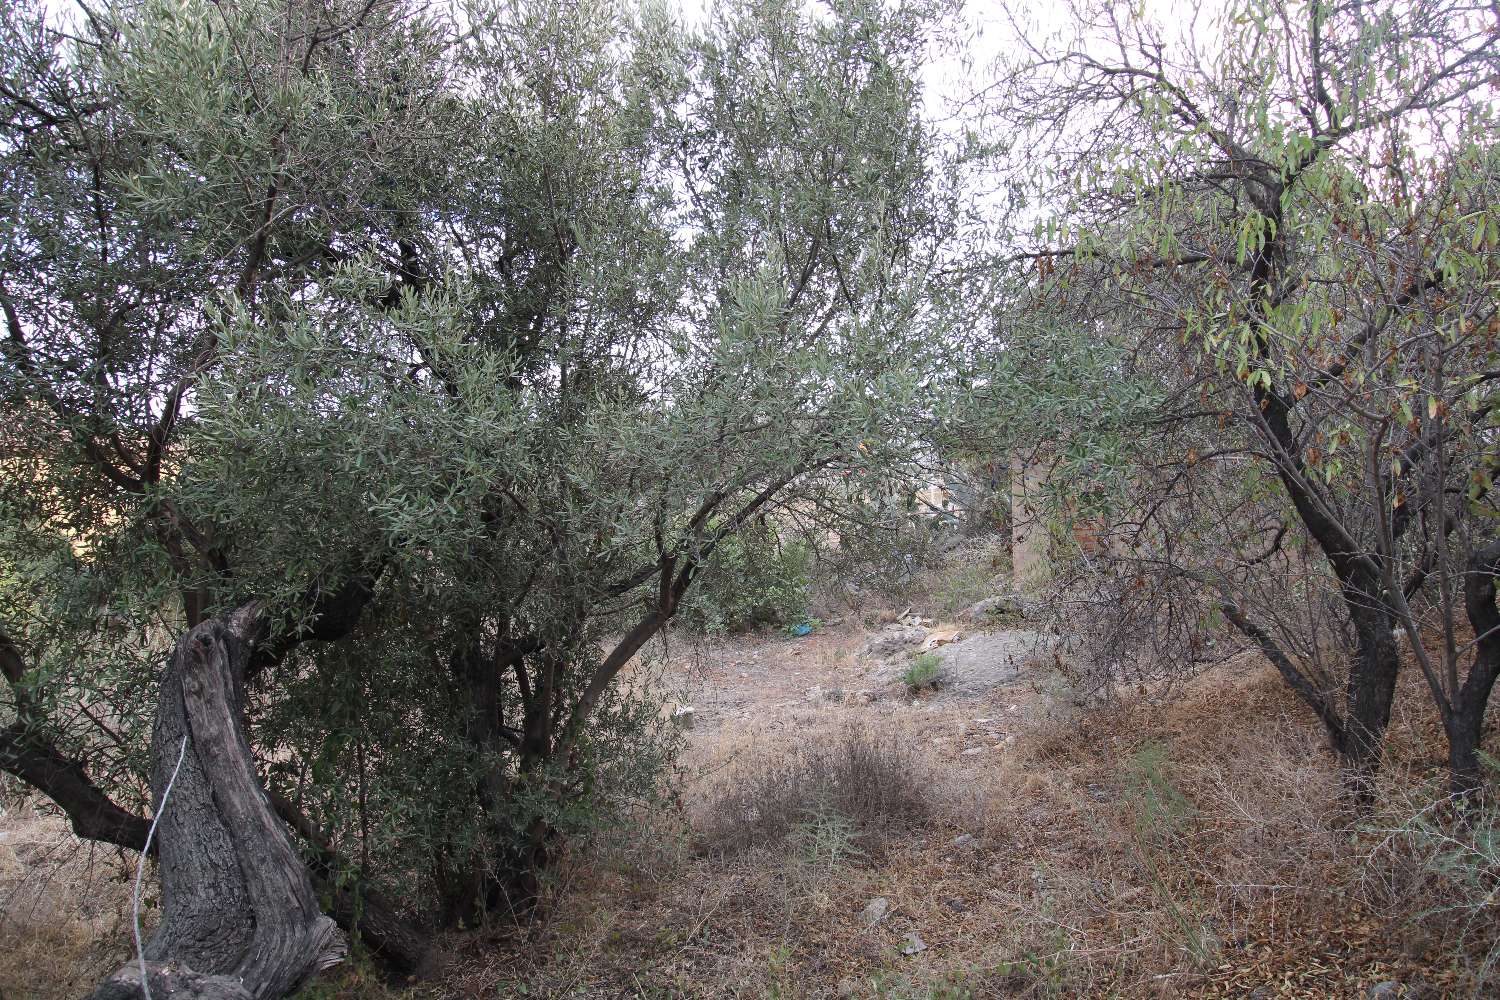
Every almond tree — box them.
[978,0,1500,793]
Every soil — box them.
[656,616,1052,771]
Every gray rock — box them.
[951,833,975,849]
[900,932,927,955]
[670,705,695,729]
[932,631,1052,696]
[1368,983,1405,1000]
[858,897,890,927]
[861,625,928,658]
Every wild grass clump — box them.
[901,651,943,694]
[1359,757,1500,992]
[697,725,932,854]
[933,559,1001,618]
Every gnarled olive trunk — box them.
[89,607,343,1000]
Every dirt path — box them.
[661,615,1055,775]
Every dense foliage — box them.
[976,0,1500,790]
[3,0,1499,994]
[0,0,964,965]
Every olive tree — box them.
[0,0,963,995]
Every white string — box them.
[133,733,189,1000]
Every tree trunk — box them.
[1454,542,1500,798]
[88,607,343,1000]
[1338,597,1401,794]
[1446,711,1486,798]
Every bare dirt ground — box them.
[662,617,1048,768]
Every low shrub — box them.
[933,559,1003,618]
[678,523,813,634]
[901,651,943,694]
[1362,756,1500,992]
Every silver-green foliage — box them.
[0,0,966,914]
[901,650,942,692]
[677,523,813,634]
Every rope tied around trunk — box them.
[133,733,190,1000]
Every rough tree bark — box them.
[1453,541,1500,796]
[1,706,429,979]
[1340,597,1402,788]
[88,604,342,1000]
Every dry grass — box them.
[429,654,1498,999]
[695,724,933,856]
[9,621,1500,1000]
[0,796,136,1000]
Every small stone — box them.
[858,897,891,927]
[942,897,968,913]
[900,932,927,955]
[1368,983,1405,1000]
[670,705,695,729]
[951,833,976,848]
[961,747,984,756]
[836,979,858,998]
[843,689,876,706]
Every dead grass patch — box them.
[695,724,933,856]
[433,654,1497,998]
[0,795,136,1000]
[12,632,1500,999]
